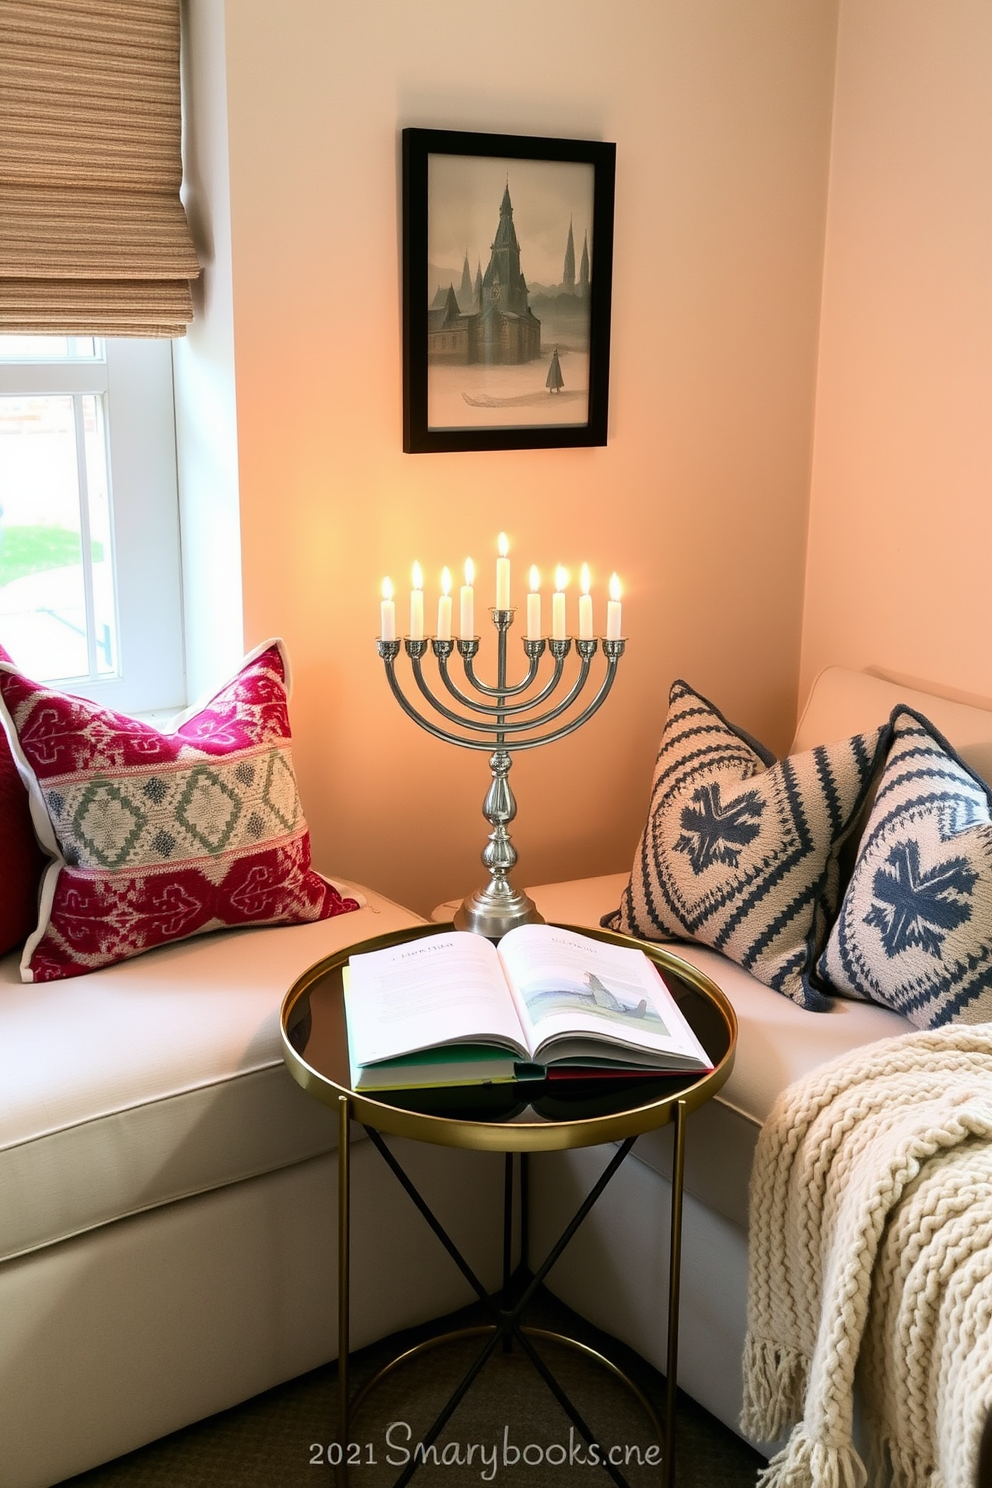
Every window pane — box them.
[0,336,101,362]
[0,394,119,683]
[0,338,184,714]
[82,395,116,675]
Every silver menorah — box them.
[377,611,626,939]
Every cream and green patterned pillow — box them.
[604,680,887,1010]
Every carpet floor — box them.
[61,1288,764,1487]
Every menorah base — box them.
[453,880,545,940]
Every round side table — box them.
[281,923,736,1488]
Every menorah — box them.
[376,609,626,939]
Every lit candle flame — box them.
[609,573,622,602]
[555,565,569,592]
[580,563,591,595]
[498,532,510,558]
[440,566,451,596]
[529,565,540,592]
[381,577,394,600]
[411,561,423,590]
[464,557,475,586]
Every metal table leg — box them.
[663,1099,687,1488]
[337,1095,351,1485]
[332,1102,690,1487]
[342,1127,677,1488]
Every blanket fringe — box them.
[757,1426,868,1488]
[741,1336,809,1442]
[865,1423,936,1488]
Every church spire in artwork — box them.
[579,231,590,298]
[476,180,541,364]
[492,181,518,251]
[483,181,529,316]
[459,250,473,309]
[562,218,576,294]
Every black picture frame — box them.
[402,128,616,454]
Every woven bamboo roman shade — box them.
[0,0,200,337]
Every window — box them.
[0,337,185,715]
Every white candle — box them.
[380,577,396,641]
[579,563,593,640]
[437,567,452,640]
[460,557,475,637]
[496,532,511,610]
[553,565,568,640]
[607,573,623,640]
[527,566,541,640]
[410,561,424,640]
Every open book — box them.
[343,924,712,1092]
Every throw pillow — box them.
[604,679,887,1010]
[817,706,992,1028]
[0,640,361,981]
[0,646,47,956]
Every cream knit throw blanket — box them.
[741,1025,992,1488]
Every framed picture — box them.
[402,128,616,454]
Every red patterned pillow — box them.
[0,742,47,956]
[0,640,360,981]
[0,656,47,956]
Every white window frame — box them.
[0,338,186,715]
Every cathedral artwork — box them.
[403,130,615,452]
[428,184,543,368]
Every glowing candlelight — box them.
[553,565,568,641]
[460,558,475,638]
[607,573,623,640]
[436,567,452,640]
[527,566,541,640]
[579,563,593,640]
[410,561,424,640]
[380,577,396,641]
[496,532,511,610]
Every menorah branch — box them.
[439,645,565,716]
[410,650,597,738]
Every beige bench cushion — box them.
[0,885,425,1263]
[792,666,992,784]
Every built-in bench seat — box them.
[7,666,992,1487]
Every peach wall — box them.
[216,0,837,915]
[801,0,992,706]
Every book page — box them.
[496,924,710,1066]
[345,932,528,1068]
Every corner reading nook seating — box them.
[4,660,992,1488]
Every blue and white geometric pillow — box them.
[817,707,992,1029]
[604,680,887,1011]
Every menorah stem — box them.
[452,749,544,939]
